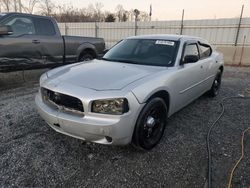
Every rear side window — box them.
[199,43,212,59]
[34,18,56,36]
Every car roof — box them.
[127,34,203,41]
[0,12,53,19]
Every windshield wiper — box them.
[101,57,113,62]
[102,58,138,65]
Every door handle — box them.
[32,40,40,44]
[200,65,203,69]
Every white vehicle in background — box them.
[36,34,224,150]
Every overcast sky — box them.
[54,0,250,20]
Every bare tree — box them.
[24,0,39,13]
[105,13,115,22]
[13,0,18,11]
[127,9,135,21]
[0,0,151,22]
[116,4,124,22]
[0,0,26,13]
[0,0,2,12]
[121,11,129,22]
[1,0,10,12]
[95,2,103,22]
[18,0,22,12]
[40,0,54,16]
[138,11,150,21]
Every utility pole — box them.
[134,9,140,36]
[235,5,244,46]
[149,4,152,21]
[180,9,185,35]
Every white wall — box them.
[58,18,250,48]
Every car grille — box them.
[41,87,84,113]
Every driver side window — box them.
[184,43,199,57]
[3,16,35,37]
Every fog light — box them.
[105,136,113,143]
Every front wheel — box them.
[208,70,222,97]
[132,98,168,150]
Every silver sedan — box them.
[35,35,224,150]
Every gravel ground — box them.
[0,66,250,188]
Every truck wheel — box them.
[132,98,168,150]
[79,52,94,62]
[208,70,222,97]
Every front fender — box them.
[132,86,172,104]
[131,80,174,116]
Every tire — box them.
[132,97,168,150]
[208,70,222,97]
[78,52,94,62]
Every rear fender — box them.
[76,43,97,60]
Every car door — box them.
[173,41,207,110]
[197,41,215,92]
[0,15,42,72]
[32,17,64,65]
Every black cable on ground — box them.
[206,95,250,188]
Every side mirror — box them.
[182,55,199,64]
[0,25,13,35]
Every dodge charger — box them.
[35,35,224,150]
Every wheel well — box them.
[147,90,170,110]
[219,66,224,73]
[79,48,97,60]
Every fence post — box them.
[95,22,99,38]
[180,9,185,35]
[239,35,246,66]
[135,19,138,36]
[64,23,68,35]
[235,5,244,46]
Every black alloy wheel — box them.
[132,97,168,150]
[208,70,222,97]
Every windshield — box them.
[103,39,179,67]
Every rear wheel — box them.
[208,70,222,97]
[78,52,95,62]
[132,98,168,150]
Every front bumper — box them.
[35,92,143,145]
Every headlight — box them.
[39,73,48,85]
[91,98,129,115]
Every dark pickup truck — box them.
[0,13,105,72]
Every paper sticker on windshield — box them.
[155,40,175,46]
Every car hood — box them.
[46,59,164,91]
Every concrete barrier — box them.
[216,46,250,67]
